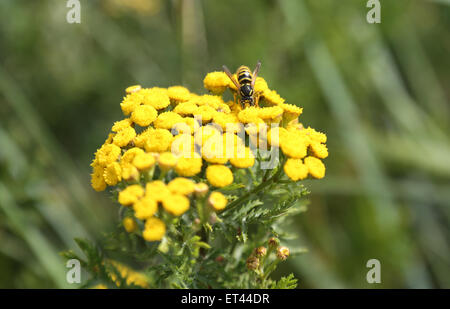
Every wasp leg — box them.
[254,91,263,107]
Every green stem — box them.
[223,159,285,214]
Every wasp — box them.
[223,61,261,108]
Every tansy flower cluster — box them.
[90,68,327,242]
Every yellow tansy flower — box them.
[304,156,326,179]
[254,77,268,93]
[194,105,217,123]
[112,118,133,133]
[175,156,203,177]
[203,71,230,95]
[108,260,149,288]
[125,85,142,94]
[194,182,209,197]
[113,127,136,147]
[202,135,228,164]
[91,164,107,192]
[143,217,166,241]
[258,106,284,121]
[173,101,198,116]
[123,217,138,233]
[120,162,140,181]
[96,144,121,166]
[132,152,156,170]
[171,134,196,157]
[144,128,173,153]
[309,141,328,159]
[104,162,122,186]
[122,147,145,163]
[208,191,228,211]
[133,196,158,220]
[238,107,263,124]
[131,104,158,127]
[120,93,142,116]
[141,87,170,110]
[279,103,303,122]
[280,133,308,158]
[263,89,285,105]
[303,127,327,143]
[168,86,191,104]
[145,180,171,202]
[229,147,255,168]
[195,94,224,109]
[158,152,177,170]
[283,158,308,181]
[194,125,221,146]
[118,184,145,206]
[168,177,195,196]
[162,194,190,216]
[212,112,242,132]
[153,111,184,130]
[206,165,233,188]
[267,127,289,147]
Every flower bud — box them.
[276,246,290,261]
[122,217,137,233]
[194,182,209,197]
[246,256,260,270]
[215,255,224,263]
[268,237,279,249]
[126,85,142,94]
[254,246,267,257]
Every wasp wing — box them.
[251,61,261,88]
[223,65,241,90]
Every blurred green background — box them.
[0,0,449,288]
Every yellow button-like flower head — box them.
[118,184,145,206]
[283,158,308,181]
[208,191,228,211]
[309,141,328,159]
[142,87,170,110]
[144,129,173,153]
[154,112,184,130]
[145,180,171,202]
[113,127,136,148]
[91,164,107,192]
[131,105,158,127]
[112,118,133,133]
[162,194,190,216]
[168,177,195,196]
[168,86,191,104]
[133,196,158,220]
[143,217,166,241]
[203,71,230,95]
[230,147,255,168]
[206,165,233,188]
[125,85,142,94]
[132,152,156,170]
[304,156,326,179]
[158,152,177,170]
[104,162,122,186]
[123,217,138,233]
[175,155,203,177]
[96,144,121,166]
[122,147,145,163]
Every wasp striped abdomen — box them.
[222,61,261,108]
[237,66,253,85]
